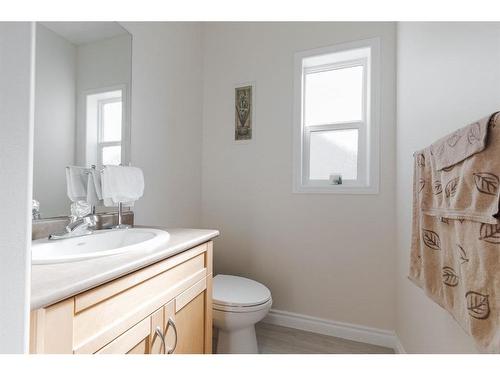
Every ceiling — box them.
[40,22,129,45]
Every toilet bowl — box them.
[212,274,272,354]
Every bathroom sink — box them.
[32,228,170,264]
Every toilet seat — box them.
[213,274,272,312]
[213,298,273,313]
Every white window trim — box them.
[293,38,380,194]
[81,84,131,168]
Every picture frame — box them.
[234,81,256,144]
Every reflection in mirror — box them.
[33,22,132,219]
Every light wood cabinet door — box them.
[163,299,177,354]
[166,242,213,354]
[96,308,164,354]
[96,316,151,354]
[165,277,211,354]
[174,292,205,354]
[149,308,165,354]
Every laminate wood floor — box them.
[255,322,394,354]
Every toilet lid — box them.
[213,274,271,307]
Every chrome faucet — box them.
[114,202,130,229]
[49,214,97,240]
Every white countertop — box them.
[31,227,219,310]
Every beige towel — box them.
[410,112,500,353]
[430,114,491,171]
[415,112,500,225]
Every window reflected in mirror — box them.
[85,89,124,167]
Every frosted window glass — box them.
[305,66,363,126]
[102,101,122,142]
[309,129,358,180]
[102,146,121,166]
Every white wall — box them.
[201,22,397,330]
[0,22,35,353]
[396,22,500,353]
[34,25,76,218]
[76,34,131,92]
[123,22,203,228]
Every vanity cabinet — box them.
[30,241,213,354]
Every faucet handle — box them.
[66,215,96,233]
[87,214,98,228]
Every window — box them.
[98,97,122,166]
[293,38,380,194]
[85,88,127,167]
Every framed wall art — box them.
[234,82,255,143]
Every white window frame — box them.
[81,84,130,168]
[293,38,380,194]
[97,97,122,166]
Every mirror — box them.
[33,22,132,218]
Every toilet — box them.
[212,274,272,354]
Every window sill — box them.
[292,184,379,195]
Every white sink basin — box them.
[32,228,170,264]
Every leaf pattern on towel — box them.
[467,122,481,144]
[433,180,443,195]
[416,153,426,167]
[473,173,499,196]
[447,131,462,147]
[466,291,490,320]
[434,142,446,157]
[442,267,459,287]
[479,223,500,244]
[457,244,469,264]
[419,178,426,193]
[423,229,441,250]
[445,177,459,198]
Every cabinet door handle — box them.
[165,318,178,354]
[154,326,166,354]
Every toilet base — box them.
[216,325,258,354]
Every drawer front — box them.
[96,315,151,354]
[75,243,209,313]
[96,307,164,354]
[175,277,207,313]
[74,253,206,353]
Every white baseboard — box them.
[262,309,405,353]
